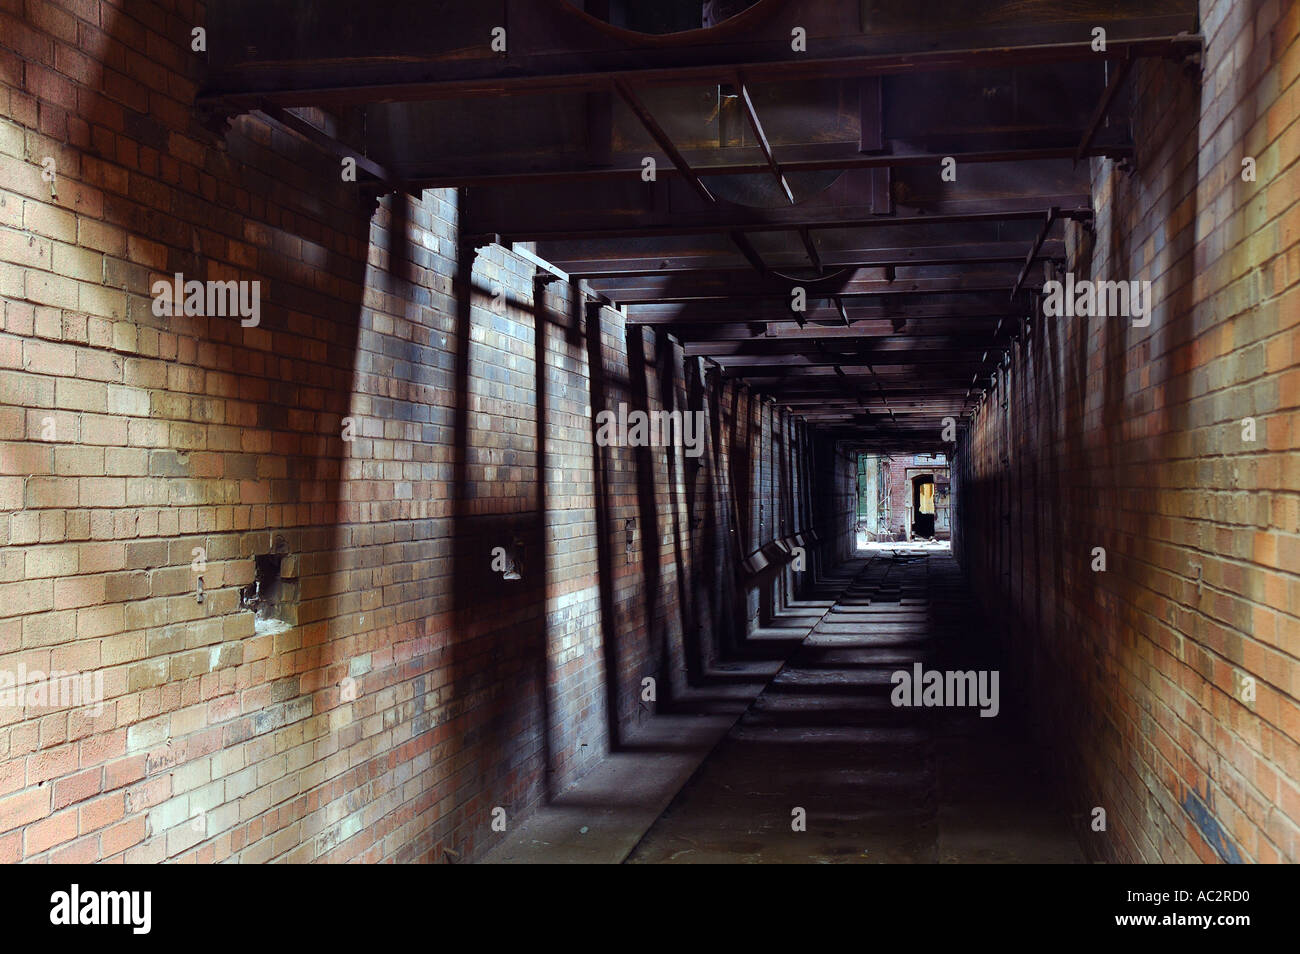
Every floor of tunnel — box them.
[624,552,1085,864]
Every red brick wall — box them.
[0,0,832,862]
[955,0,1300,863]
[884,455,949,540]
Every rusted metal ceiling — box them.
[198,0,1202,448]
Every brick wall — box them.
[0,0,830,862]
[882,454,949,541]
[955,0,1300,863]
[810,433,858,568]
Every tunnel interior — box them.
[0,0,1295,869]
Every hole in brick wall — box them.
[239,541,298,635]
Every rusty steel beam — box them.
[470,161,1088,238]
[1076,53,1135,163]
[256,101,402,189]
[735,73,795,205]
[835,297,852,328]
[628,297,1026,324]
[1011,207,1058,299]
[798,228,823,275]
[685,336,996,357]
[762,379,975,391]
[596,270,1038,304]
[408,144,1124,188]
[772,397,969,408]
[201,32,1204,109]
[554,239,1068,278]
[730,231,768,276]
[673,320,1001,341]
[498,207,1092,243]
[614,81,715,204]
[732,363,975,377]
[720,351,984,368]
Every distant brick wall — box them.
[0,0,828,862]
[810,434,857,567]
[955,0,1300,863]
[882,455,949,540]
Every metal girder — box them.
[407,144,1124,188]
[255,102,403,191]
[484,203,1092,243]
[191,0,1201,445]
[199,0,1201,108]
[731,367,980,382]
[465,152,1092,237]
[734,73,795,205]
[789,409,965,418]
[797,228,823,274]
[684,336,1002,357]
[835,297,852,327]
[1077,53,1136,163]
[781,398,968,408]
[676,320,999,341]
[614,81,715,204]
[765,385,976,398]
[729,232,768,275]
[628,296,1028,325]
[1011,207,1059,299]
[549,238,1068,278]
[720,353,985,371]
[596,268,1039,305]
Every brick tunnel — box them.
[0,0,1296,876]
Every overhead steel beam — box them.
[835,297,852,328]
[614,81,715,204]
[685,336,997,357]
[469,161,1088,238]
[730,363,977,378]
[720,352,984,369]
[769,395,967,408]
[779,400,970,409]
[595,270,1039,304]
[627,297,1028,325]
[255,101,403,191]
[1011,207,1059,299]
[764,384,975,396]
[408,145,1123,188]
[734,73,795,205]
[552,239,1068,278]
[798,228,823,275]
[200,23,1203,109]
[493,207,1092,243]
[673,320,1001,341]
[1076,52,1136,163]
[730,231,768,276]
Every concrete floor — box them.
[485,553,1084,864]
[478,595,833,864]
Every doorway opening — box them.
[913,474,936,539]
[854,452,951,550]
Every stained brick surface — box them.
[0,0,843,862]
[955,0,1300,863]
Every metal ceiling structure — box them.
[198,0,1202,451]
